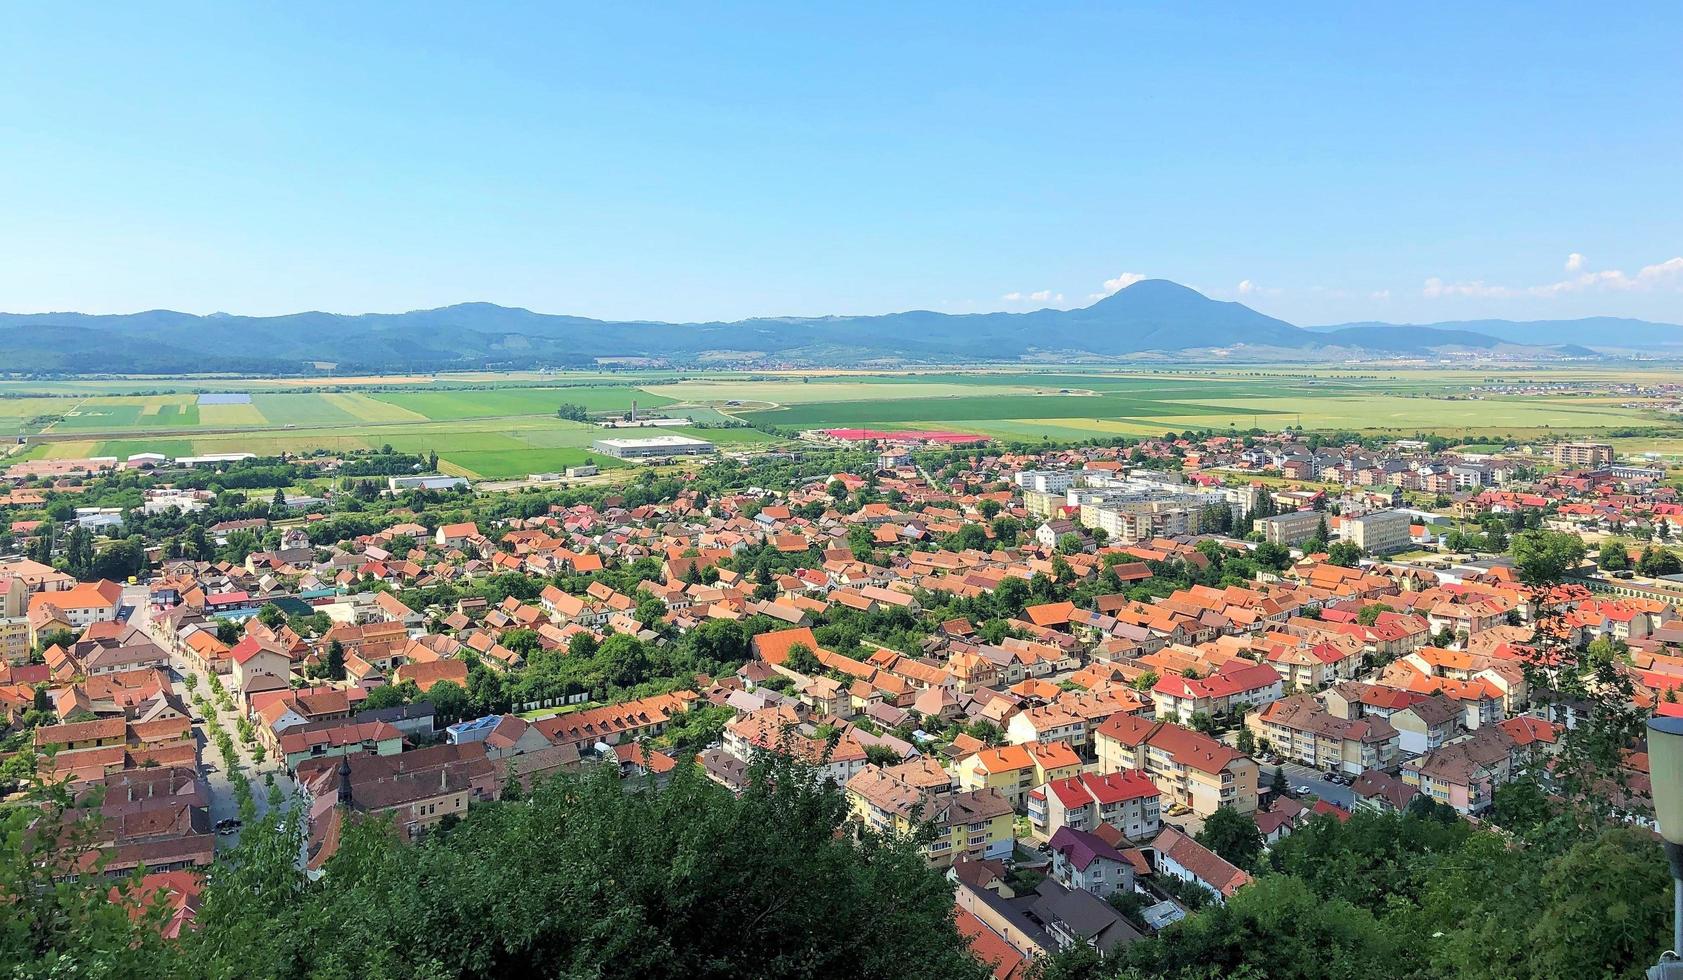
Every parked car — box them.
[214,818,242,834]
[1294,785,1311,795]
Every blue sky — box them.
[2,3,1679,325]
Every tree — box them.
[634,595,667,630]
[1523,828,1673,978]
[1598,539,1631,571]
[1511,529,1587,587]
[34,628,76,654]
[324,640,346,681]
[1188,710,1217,735]
[863,744,901,767]
[1252,541,1292,571]
[568,631,600,660]
[1270,765,1288,797]
[1055,532,1085,555]
[784,642,822,676]
[946,524,989,553]
[1638,545,1682,578]
[598,633,654,689]
[63,525,95,578]
[1117,875,1397,980]
[1197,804,1263,870]
[1326,540,1363,567]
[89,536,147,582]
[362,680,417,711]
[257,603,287,629]
[425,680,472,727]
[1235,726,1256,756]
[1356,602,1392,626]
[184,757,987,979]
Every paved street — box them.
[128,588,296,850]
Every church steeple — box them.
[337,752,353,806]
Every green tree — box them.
[1523,828,1673,979]
[863,744,901,767]
[1196,804,1263,870]
[257,603,287,629]
[1638,545,1682,578]
[63,524,95,578]
[88,536,147,581]
[1511,529,1587,586]
[1356,602,1392,626]
[1118,875,1397,980]
[1326,540,1362,567]
[1252,541,1292,570]
[324,640,346,681]
[425,680,472,727]
[597,633,654,689]
[784,641,822,676]
[177,757,989,979]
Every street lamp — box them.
[1648,715,1683,980]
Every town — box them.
[3,423,1679,976]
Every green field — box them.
[372,386,669,420]
[26,409,771,480]
[9,366,1683,475]
[743,392,1262,428]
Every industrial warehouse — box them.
[590,434,716,459]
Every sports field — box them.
[7,365,1682,473]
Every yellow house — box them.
[955,740,1083,809]
[846,765,1015,867]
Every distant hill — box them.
[0,280,1668,374]
[1314,316,1683,350]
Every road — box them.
[128,586,296,851]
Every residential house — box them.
[1093,715,1258,816]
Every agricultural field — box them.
[24,413,768,480]
[7,366,1682,476]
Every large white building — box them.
[592,434,715,459]
[1014,469,1074,494]
[1344,509,1412,555]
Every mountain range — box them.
[1,279,1678,374]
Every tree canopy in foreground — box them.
[3,758,987,980]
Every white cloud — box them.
[1370,289,1391,300]
[1101,271,1147,295]
[1002,289,1063,305]
[1235,279,1282,298]
[1424,255,1683,301]
[1422,277,1516,299]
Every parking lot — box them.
[1264,759,1358,810]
